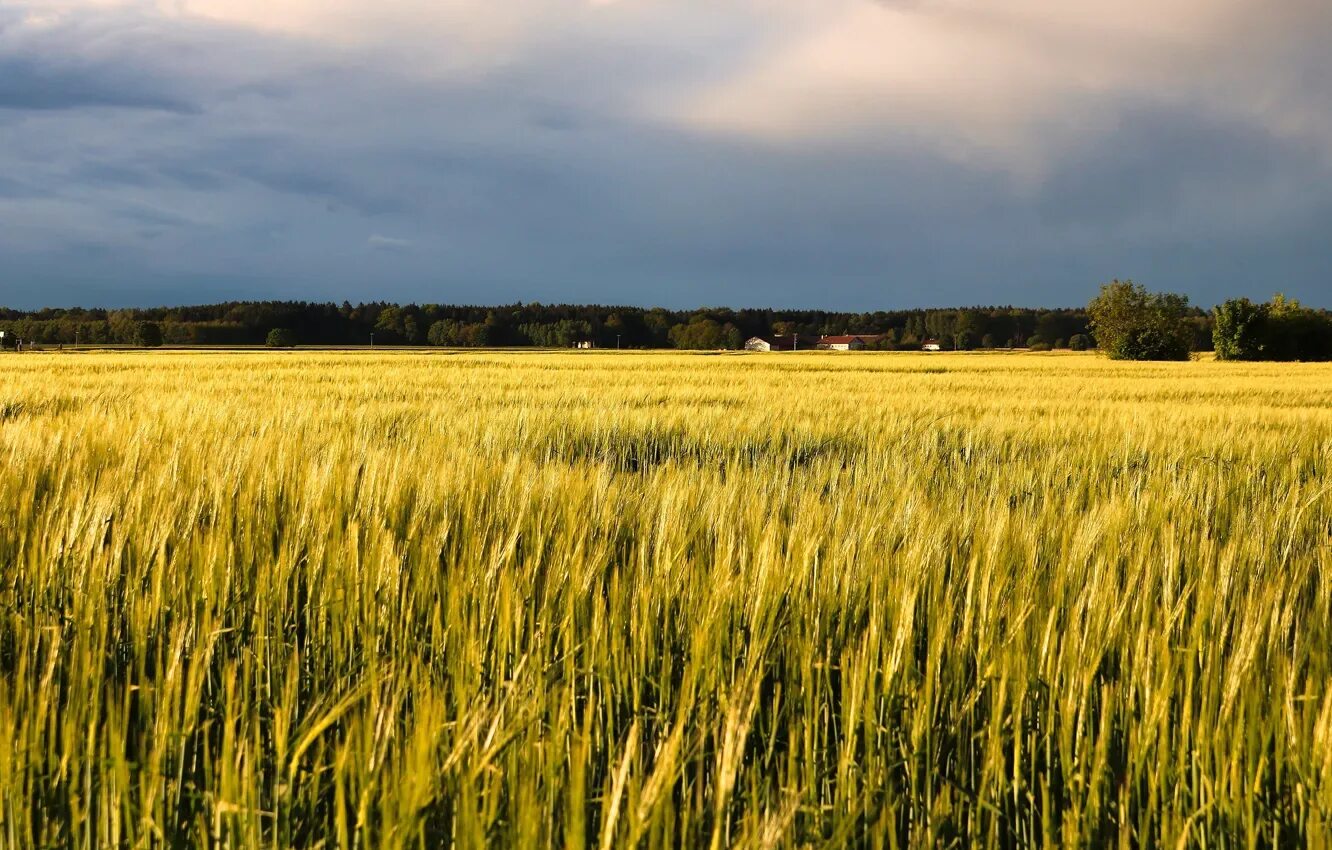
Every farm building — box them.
[744,335,807,352]
[922,338,943,351]
[816,334,885,351]
[573,340,595,349]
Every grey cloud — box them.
[228,150,414,216]
[0,55,198,113]
[1034,104,1325,231]
[69,161,161,187]
[368,234,412,251]
[0,9,203,113]
[152,164,228,193]
[113,204,199,229]
[0,1,1329,311]
[0,175,38,197]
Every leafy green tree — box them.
[428,319,463,346]
[603,312,629,348]
[265,328,297,348]
[954,310,983,343]
[925,311,956,343]
[669,317,738,350]
[643,309,673,346]
[1087,280,1193,361]
[108,310,139,344]
[1068,334,1091,351]
[460,322,492,347]
[522,320,593,348]
[1266,294,1332,361]
[374,305,416,344]
[402,315,421,344]
[134,321,163,348]
[1036,312,1068,346]
[1212,298,1269,361]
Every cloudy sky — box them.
[1,0,1329,310]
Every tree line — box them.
[2,288,1327,359]
[1,301,1104,351]
[1088,282,1332,361]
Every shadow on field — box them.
[538,427,864,473]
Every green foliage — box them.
[1213,298,1270,360]
[133,320,163,348]
[1068,333,1091,351]
[374,305,422,344]
[1036,312,1072,345]
[521,319,593,348]
[668,316,742,350]
[428,319,492,347]
[1087,280,1193,361]
[1266,295,1332,361]
[0,301,1111,350]
[427,319,459,346]
[265,328,298,348]
[1214,295,1332,361]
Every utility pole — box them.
[370,332,375,348]
[616,334,621,350]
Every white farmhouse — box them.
[744,335,802,352]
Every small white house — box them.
[573,340,595,349]
[745,335,802,352]
[922,338,943,352]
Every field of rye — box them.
[1,349,1330,849]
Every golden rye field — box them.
[1,350,1330,849]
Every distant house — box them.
[817,334,884,351]
[573,340,595,349]
[744,334,806,352]
[922,338,943,352]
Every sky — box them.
[1,0,1330,310]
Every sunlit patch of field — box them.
[1,350,1330,848]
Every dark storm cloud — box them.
[0,9,201,113]
[0,54,197,113]
[0,1,1329,310]
[1034,105,1325,230]
[214,139,419,217]
[0,175,38,197]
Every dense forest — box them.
[0,301,1218,351]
